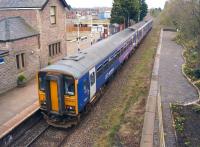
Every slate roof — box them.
[41,20,152,79]
[0,17,39,42]
[0,0,70,9]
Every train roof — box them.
[41,20,151,79]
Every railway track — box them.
[30,126,73,147]
[9,118,75,147]
[9,119,49,147]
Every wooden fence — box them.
[67,26,91,32]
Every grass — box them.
[94,23,161,146]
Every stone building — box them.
[0,0,70,94]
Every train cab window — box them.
[39,73,46,91]
[64,77,75,96]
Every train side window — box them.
[90,72,95,86]
[97,65,103,78]
[64,76,75,96]
[103,59,109,71]
[104,59,109,67]
[109,55,115,65]
[122,47,126,53]
[83,79,88,92]
[116,50,121,57]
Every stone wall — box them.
[38,0,67,67]
[0,36,40,94]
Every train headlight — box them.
[66,105,75,113]
[40,100,46,106]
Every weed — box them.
[192,105,200,113]
[174,115,185,133]
[184,140,191,146]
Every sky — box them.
[65,0,167,9]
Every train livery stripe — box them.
[50,80,59,112]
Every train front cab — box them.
[38,72,79,127]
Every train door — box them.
[89,67,96,100]
[45,75,65,114]
[50,80,59,112]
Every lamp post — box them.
[90,11,93,45]
[138,10,140,22]
[76,13,81,53]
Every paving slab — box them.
[0,79,38,126]
[159,31,198,146]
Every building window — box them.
[16,53,25,70]
[16,55,20,69]
[50,6,56,24]
[48,42,61,57]
[21,53,25,68]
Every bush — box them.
[17,74,27,87]
[192,105,200,113]
[195,80,200,90]
[183,66,193,78]
[194,69,200,79]
[18,75,26,82]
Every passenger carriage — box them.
[38,19,153,127]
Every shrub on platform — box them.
[17,74,27,87]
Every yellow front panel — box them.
[50,80,59,112]
[39,91,45,104]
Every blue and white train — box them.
[38,19,153,127]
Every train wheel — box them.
[84,103,92,114]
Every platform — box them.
[0,79,39,139]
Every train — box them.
[38,19,153,128]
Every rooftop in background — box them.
[0,50,9,57]
[80,19,110,25]
[0,0,70,9]
[0,17,39,42]
[65,0,113,8]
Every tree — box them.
[110,0,124,24]
[111,0,141,28]
[140,0,148,21]
[150,8,162,18]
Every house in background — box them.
[98,11,111,19]
[0,0,70,94]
